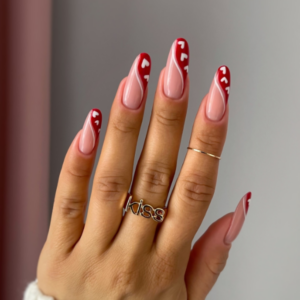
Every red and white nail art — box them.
[173,38,189,92]
[79,108,102,154]
[90,108,102,140]
[243,191,252,216]
[135,53,151,99]
[214,65,231,105]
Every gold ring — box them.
[187,147,221,160]
[124,195,167,223]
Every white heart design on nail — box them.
[141,59,150,68]
[178,41,185,49]
[220,66,227,75]
[184,65,189,73]
[95,120,99,126]
[92,111,99,118]
[221,77,228,84]
[180,53,188,61]
[144,75,149,82]
[225,87,230,94]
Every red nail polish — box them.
[164,38,189,99]
[79,108,102,154]
[244,191,252,215]
[137,53,151,95]
[175,38,189,84]
[215,65,231,105]
[123,53,151,109]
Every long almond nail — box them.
[206,66,231,121]
[79,109,102,154]
[164,38,189,99]
[123,53,151,109]
[224,192,252,245]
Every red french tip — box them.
[245,191,252,214]
[90,108,102,137]
[137,53,151,91]
[174,37,189,83]
[215,65,231,104]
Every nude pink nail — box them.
[79,108,102,154]
[224,192,252,245]
[206,66,231,121]
[164,38,189,99]
[123,53,151,109]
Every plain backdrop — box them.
[50,1,300,299]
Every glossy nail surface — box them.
[224,192,252,245]
[206,65,231,121]
[79,109,102,154]
[123,53,151,109]
[164,38,189,99]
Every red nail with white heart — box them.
[79,108,102,155]
[206,65,231,121]
[123,53,151,109]
[164,38,189,99]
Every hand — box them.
[37,38,251,300]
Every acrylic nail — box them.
[164,38,189,99]
[206,65,231,121]
[123,53,151,109]
[224,192,252,245]
[79,108,102,154]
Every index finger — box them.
[156,66,230,251]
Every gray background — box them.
[50,1,300,299]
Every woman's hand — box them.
[37,38,251,300]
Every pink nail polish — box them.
[224,192,252,245]
[123,53,151,109]
[206,65,231,121]
[79,108,102,154]
[164,38,189,99]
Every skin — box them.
[37,66,233,300]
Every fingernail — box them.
[206,66,231,121]
[224,192,252,245]
[123,53,151,109]
[79,108,102,154]
[163,38,189,99]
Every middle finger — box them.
[116,38,190,250]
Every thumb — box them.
[185,192,252,300]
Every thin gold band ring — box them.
[187,147,221,160]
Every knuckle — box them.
[204,254,228,277]
[139,162,173,195]
[155,108,182,127]
[95,175,129,201]
[110,265,139,295]
[65,158,91,180]
[59,195,86,219]
[194,127,223,155]
[151,249,176,292]
[112,116,138,134]
[178,173,215,208]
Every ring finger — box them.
[157,65,231,254]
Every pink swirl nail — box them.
[79,108,102,154]
[164,38,189,99]
[123,53,151,109]
[206,65,231,121]
[224,192,252,245]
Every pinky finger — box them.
[46,109,102,255]
[185,192,252,300]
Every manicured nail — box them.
[224,192,252,245]
[206,66,231,121]
[79,108,102,154]
[123,53,151,109]
[164,38,189,99]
